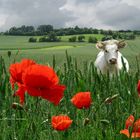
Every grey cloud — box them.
[97,3,140,29]
[0,0,140,31]
[0,0,74,31]
[63,0,140,30]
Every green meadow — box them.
[0,34,140,140]
[0,35,140,72]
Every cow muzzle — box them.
[109,58,117,64]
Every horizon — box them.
[0,0,140,32]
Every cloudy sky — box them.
[0,0,140,31]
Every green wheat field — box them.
[0,34,140,140]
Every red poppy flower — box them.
[9,59,36,88]
[71,92,92,109]
[120,115,140,138]
[137,80,140,97]
[13,84,26,105]
[125,115,135,129]
[22,64,66,105]
[52,115,73,131]
[9,59,36,104]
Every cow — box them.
[94,40,129,76]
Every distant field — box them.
[0,35,140,73]
[0,34,103,50]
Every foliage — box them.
[28,37,37,43]
[4,25,138,39]
[39,36,47,42]
[37,25,53,35]
[38,32,61,42]
[78,35,85,42]
[0,52,140,140]
[88,36,98,43]
[69,36,77,42]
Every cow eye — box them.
[116,49,118,52]
[105,50,108,53]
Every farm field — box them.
[0,35,140,140]
[0,35,140,73]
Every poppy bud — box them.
[12,102,24,110]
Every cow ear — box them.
[96,42,106,49]
[117,40,127,49]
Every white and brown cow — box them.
[94,40,129,76]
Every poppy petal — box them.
[125,115,135,129]
[120,129,130,138]
[131,132,140,138]
[14,85,26,105]
[41,85,66,105]
[9,59,36,86]
[52,115,72,131]
[133,119,140,133]
[22,64,59,88]
[71,92,92,109]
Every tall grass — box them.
[0,52,140,140]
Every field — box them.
[0,35,140,140]
[0,35,140,72]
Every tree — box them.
[78,35,85,42]
[88,36,97,43]
[37,25,53,34]
[92,29,98,34]
[101,36,112,41]
[69,36,77,42]
[39,36,47,42]
[47,32,60,42]
[28,37,37,42]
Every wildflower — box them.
[52,115,72,131]
[71,92,92,109]
[13,84,26,105]
[9,59,36,88]
[137,80,140,97]
[120,115,140,138]
[22,64,66,105]
[9,59,36,104]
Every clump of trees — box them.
[68,35,98,43]
[78,35,85,42]
[88,36,97,43]
[29,32,61,43]
[28,37,37,42]
[101,33,136,41]
[3,24,137,42]
[69,36,77,42]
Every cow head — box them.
[96,40,127,65]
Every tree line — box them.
[28,34,98,43]
[2,25,140,37]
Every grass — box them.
[0,52,140,140]
[0,36,140,73]
[0,34,103,50]
[0,34,140,139]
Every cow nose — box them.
[109,58,117,64]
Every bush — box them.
[88,36,98,43]
[69,36,77,42]
[47,32,61,42]
[101,36,112,41]
[78,35,85,42]
[39,36,47,42]
[28,37,37,42]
